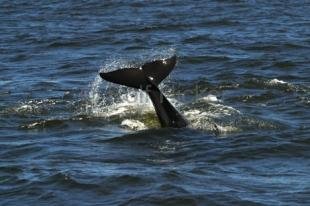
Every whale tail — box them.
[100,55,177,90]
[99,55,187,128]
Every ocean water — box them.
[1,0,309,205]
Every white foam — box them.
[269,78,287,85]
[210,102,241,115]
[19,105,33,110]
[121,119,147,130]
[24,122,41,129]
[183,99,242,133]
[15,103,39,114]
[200,94,221,103]
[214,124,240,134]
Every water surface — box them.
[1,0,309,205]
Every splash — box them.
[87,75,106,116]
[84,51,172,120]
[83,51,284,134]
[86,75,154,119]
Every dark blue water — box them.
[1,0,309,205]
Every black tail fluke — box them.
[99,55,176,90]
[100,67,149,90]
[99,55,187,128]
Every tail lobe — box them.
[99,55,176,90]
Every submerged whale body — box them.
[99,55,188,128]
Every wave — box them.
[7,78,288,135]
[20,119,67,129]
[3,77,292,135]
[4,50,302,135]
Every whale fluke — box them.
[99,55,187,128]
[100,55,176,90]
